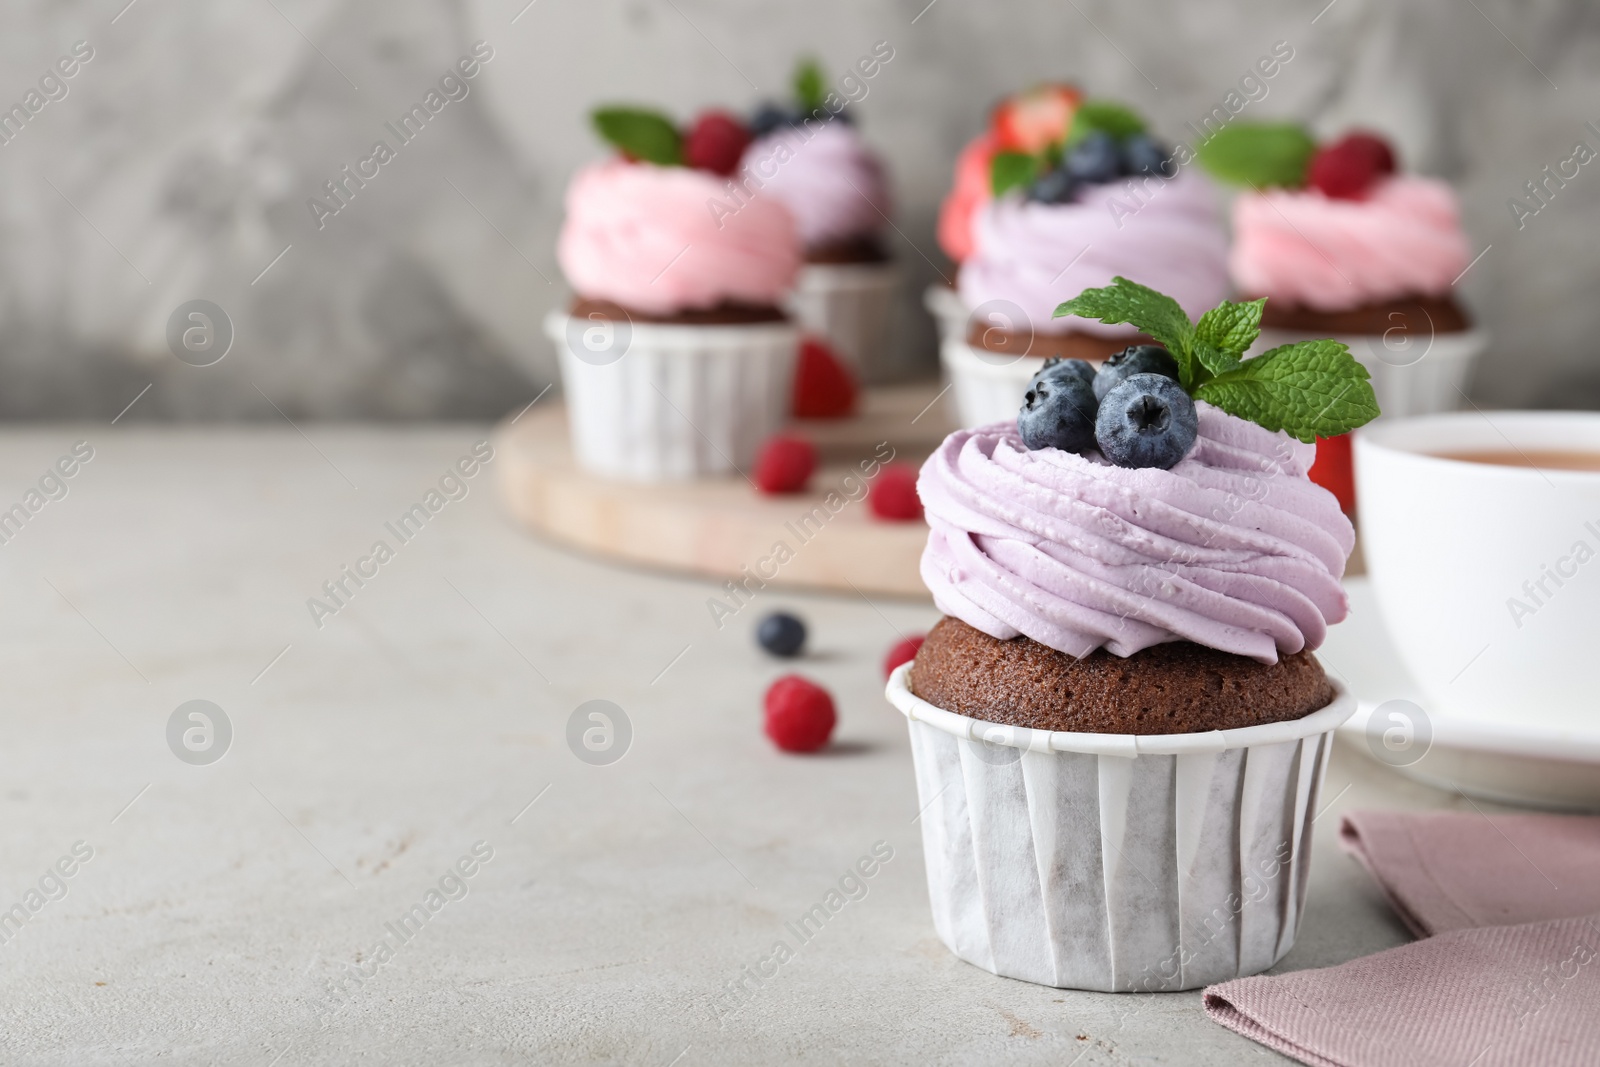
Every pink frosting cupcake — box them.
[548,105,804,482]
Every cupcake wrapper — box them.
[923,282,969,347]
[1254,326,1488,421]
[888,664,1355,991]
[788,263,898,382]
[940,337,1046,429]
[546,312,798,482]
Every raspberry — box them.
[869,463,922,522]
[684,110,751,176]
[763,675,836,753]
[1307,132,1396,200]
[792,337,858,418]
[1308,434,1355,514]
[882,635,925,679]
[754,435,815,494]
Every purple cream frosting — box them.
[918,405,1354,664]
[739,121,891,249]
[958,169,1230,337]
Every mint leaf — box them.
[1065,99,1147,146]
[592,107,682,166]
[794,59,825,114]
[1194,298,1266,360]
[1194,340,1381,442]
[1194,122,1315,188]
[1053,276,1198,388]
[1190,339,1239,381]
[991,151,1041,197]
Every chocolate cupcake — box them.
[887,279,1374,991]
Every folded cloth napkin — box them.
[1203,810,1600,1067]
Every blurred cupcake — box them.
[942,94,1230,426]
[739,61,897,381]
[1201,125,1482,420]
[551,106,801,481]
[887,279,1374,990]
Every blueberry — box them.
[1092,344,1182,401]
[1094,374,1198,469]
[757,612,807,657]
[1064,131,1121,185]
[1018,373,1099,453]
[1026,167,1078,204]
[1033,357,1097,389]
[750,104,794,137]
[1121,134,1172,177]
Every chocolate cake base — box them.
[1259,293,1470,336]
[806,234,890,265]
[966,323,1155,363]
[909,617,1334,735]
[570,297,788,325]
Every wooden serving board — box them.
[493,384,955,598]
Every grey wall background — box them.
[2,0,1597,420]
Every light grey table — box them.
[0,426,1474,1065]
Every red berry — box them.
[684,110,751,176]
[754,435,816,495]
[1308,434,1355,515]
[992,84,1082,154]
[882,635,925,679]
[1307,132,1396,200]
[869,464,922,522]
[792,337,858,418]
[763,675,836,753]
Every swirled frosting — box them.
[739,121,890,250]
[1230,176,1471,312]
[918,405,1354,664]
[957,169,1231,337]
[556,159,801,315]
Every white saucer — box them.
[1320,577,1600,811]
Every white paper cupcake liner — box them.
[923,282,969,348]
[1254,326,1488,421]
[940,337,1051,429]
[545,311,798,482]
[788,262,898,383]
[887,663,1355,991]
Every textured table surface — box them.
[0,425,1468,1066]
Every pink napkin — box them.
[1204,811,1600,1067]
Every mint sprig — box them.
[592,106,682,166]
[1053,277,1380,442]
[991,150,1042,197]
[794,59,826,115]
[1065,99,1147,147]
[1193,122,1316,188]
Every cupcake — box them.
[550,105,801,481]
[886,278,1377,991]
[1200,124,1483,421]
[738,61,897,381]
[938,94,1230,427]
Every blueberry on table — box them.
[1018,374,1099,453]
[1033,357,1097,389]
[757,612,807,657]
[1121,133,1172,177]
[1026,167,1078,204]
[1095,374,1199,470]
[1093,344,1181,401]
[1064,131,1122,185]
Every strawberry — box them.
[792,337,858,418]
[683,110,751,176]
[1309,434,1355,514]
[753,435,816,495]
[1307,132,1396,200]
[992,84,1081,154]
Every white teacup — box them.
[1355,412,1600,733]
